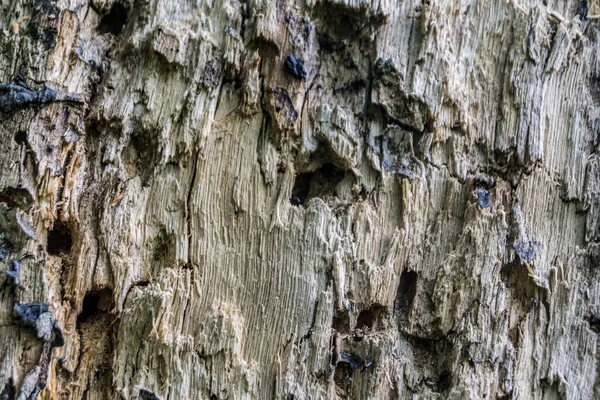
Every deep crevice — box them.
[139,389,161,400]
[333,358,355,396]
[394,270,418,327]
[290,163,346,205]
[77,288,112,324]
[75,286,116,398]
[152,226,175,267]
[0,378,16,400]
[128,129,159,185]
[14,130,27,144]
[290,172,311,205]
[98,3,129,35]
[437,371,452,392]
[47,221,72,255]
[311,2,386,41]
[0,187,34,209]
[332,309,350,334]
[356,304,387,331]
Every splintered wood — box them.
[0,0,599,399]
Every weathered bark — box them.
[1,0,599,398]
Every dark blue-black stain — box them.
[14,303,49,327]
[579,0,588,22]
[476,188,490,208]
[374,133,422,180]
[0,380,15,400]
[139,389,161,400]
[5,260,19,284]
[14,302,64,347]
[361,361,374,373]
[0,84,56,113]
[285,54,307,80]
[0,233,10,261]
[0,244,8,261]
[339,352,362,374]
[587,314,600,332]
[0,82,81,114]
[514,241,538,263]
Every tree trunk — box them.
[1,0,599,398]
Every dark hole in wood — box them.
[356,304,387,331]
[139,389,161,400]
[47,221,72,255]
[98,3,129,35]
[290,172,311,205]
[0,379,15,400]
[333,352,361,395]
[319,163,341,180]
[0,187,34,209]
[332,309,350,334]
[128,130,158,185]
[290,163,346,205]
[78,288,112,324]
[437,371,452,392]
[14,130,27,144]
[333,361,353,394]
[152,227,175,268]
[394,270,417,326]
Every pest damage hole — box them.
[394,270,417,326]
[437,371,452,392]
[14,130,27,144]
[290,163,346,206]
[47,221,72,255]
[356,304,387,331]
[0,187,34,209]
[139,389,161,400]
[0,379,15,400]
[332,309,350,334]
[98,3,129,35]
[291,173,311,205]
[78,288,112,324]
[586,314,600,333]
[334,352,362,395]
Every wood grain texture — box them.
[0,0,599,398]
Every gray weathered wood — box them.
[0,0,599,398]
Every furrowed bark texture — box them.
[1,0,600,398]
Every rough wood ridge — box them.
[1,0,600,398]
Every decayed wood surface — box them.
[1,0,600,398]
